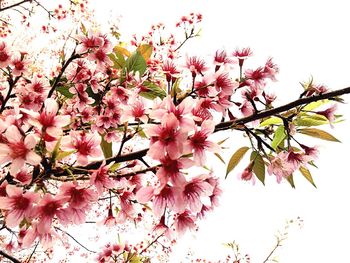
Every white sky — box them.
[89,0,350,262]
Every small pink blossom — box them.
[0,125,41,175]
[268,151,295,183]
[35,194,68,234]
[233,47,253,67]
[22,98,70,139]
[184,120,220,166]
[61,131,103,165]
[90,161,115,194]
[0,185,39,227]
[0,42,11,68]
[181,176,213,214]
[174,210,196,235]
[146,113,188,160]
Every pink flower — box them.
[185,56,208,77]
[0,42,11,68]
[88,47,113,70]
[61,131,103,165]
[239,165,255,184]
[181,176,213,213]
[174,210,196,235]
[11,52,29,76]
[77,32,104,53]
[0,125,41,175]
[286,149,311,170]
[150,96,195,132]
[214,72,238,96]
[184,120,220,166]
[316,104,337,123]
[22,222,57,249]
[213,50,234,70]
[263,58,279,81]
[245,67,266,89]
[13,167,32,185]
[146,113,188,160]
[0,185,39,227]
[267,151,295,183]
[121,98,148,124]
[35,194,68,234]
[162,60,180,82]
[23,98,70,139]
[136,185,183,217]
[58,182,97,209]
[157,155,193,186]
[233,47,253,67]
[90,161,115,194]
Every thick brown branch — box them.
[0,250,21,263]
[0,0,31,12]
[55,86,350,175]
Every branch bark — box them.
[52,86,350,177]
[0,0,31,12]
[0,250,21,263]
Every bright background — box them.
[91,0,350,261]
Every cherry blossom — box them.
[0,185,39,227]
[61,131,103,165]
[0,125,41,175]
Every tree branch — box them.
[53,86,350,176]
[0,250,21,263]
[215,87,350,131]
[0,0,31,12]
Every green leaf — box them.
[225,146,250,179]
[56,150,76,161]
[250,151,265,185]
[113,46,131,57]
[100,135,113,158]
[299,166,316,188]
[108,52,126,69]
[271,126,286,150]
[286,174,295,188]
[299,128,341,142]
[136,44,153,61]
[139,81,167,100]
[214,153,226,164]
[50,137,62,162]
[56,86,74,98]
[295,116,328,126]
[303,99,330,111]
[125,51,147,75]
[109,162,121,172]
[260,116,283,127]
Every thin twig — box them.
[54,227,96,253]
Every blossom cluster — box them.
[0,5,343,262]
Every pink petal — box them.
[44,98,58,115]
[5,125,22,144]
[136,186,154,203]
[46,127,62,138]
[0,197,12,209]
[24,134,38,149]
[6,184,22,197]
[153,196,166,217]
[10,158,25,175]
[54,115,71,127]
[26,151,41,165]
[6,210,24,227]
[0,144,11,156]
